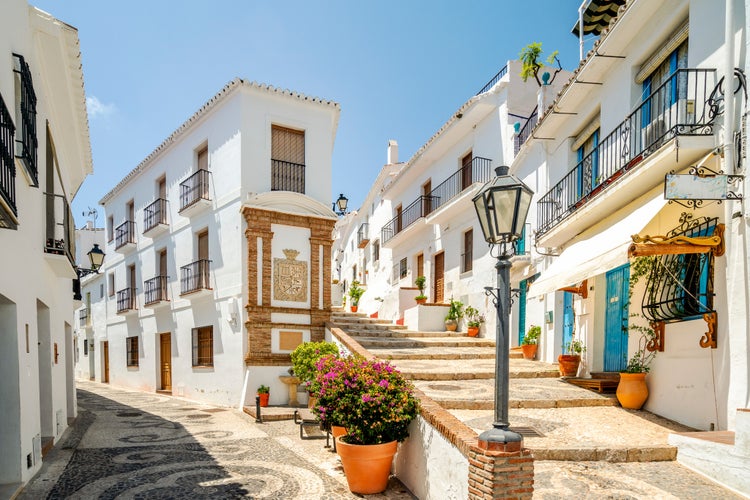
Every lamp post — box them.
[472,166,533,446]
[333,193,349,216]
[74,244,106,301]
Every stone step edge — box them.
[403,371,561,380]
[529,445,677,462]
[428,398,619,410]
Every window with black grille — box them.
[271,126,305,193]
[126,337,139,367]
[192,326,213,367]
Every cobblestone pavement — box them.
[19,381,414,499]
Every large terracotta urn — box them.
[616,372,649,409]
[336,437,397,494]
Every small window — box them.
[462,229,473,273]
[107,215,114,242]
[100,283,104,299]
[84,339,88,356]
[399,258,408,279]
[372,240,380,263]
[197,145,208,170]
[108,272,115,297]
[192,326,213,367]
[126,337,139,367]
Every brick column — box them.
[468,439,534,499]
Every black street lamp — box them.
[472,165,533,447]
[78,243,106,278]
[333,193,349,216]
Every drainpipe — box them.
[724,0,735,173]
[578,0,586,61]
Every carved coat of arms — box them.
[273,249,308,302]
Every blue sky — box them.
[32,0,588,224]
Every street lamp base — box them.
[477,426,524,453]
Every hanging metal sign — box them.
[664,166,743,209]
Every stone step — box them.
[333,323,408,332]
[387,358,560,379]
[414,378,619,410]
[332,318,403,327]
[354,336,496,348]
[368,346,497,360]
[449,406,693,462]
[346,330,469,338]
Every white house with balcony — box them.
[508,0,749,488]
[0,0,92,492]
[97,78,340,409]
[336,61,567,342]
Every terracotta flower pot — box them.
[616,372,649,409]
[258,393,269,407]
[445,319,458,332]
[467,326,480,337]
[350,305,358,313]
[521,344,537,360]
[415,298,427,305]
[336,437,397,494]
[557,354,580,377]
[331,425,347,441]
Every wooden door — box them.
[461,152,473,190]
[417,253,424,281]
[433,252,445,303]
[563,292,574,350]
[103,341,109,383]
[128,265,136,309]
[604,265,630,372]
[160,333,172,391]
[198,231,209,288]
[158,177,167,199]
[159,249,168,300]
[395,205,403,233]
[422,180,432,215]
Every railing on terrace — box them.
[476,65,508,95]
[143,198,168,232]
[357,222,370,248]
[0,94,16,225]
[537,68,717,236]
[115,220,136,249]
[180,259,211,295]
[429,157,493,213]
[13,54,37,186]
[116,287,136,313]
[271,159,305,193]
[514,107,539,155]
[79,308,88,327]
[44,192,75,265]
[179,169,210,211]
[144,275,169,305]
[381,196,437,244]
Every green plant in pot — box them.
[290,341,339,407]
[444,298,463,332]
[310,353,420,494]
[464,306,484,337]
[559,336,586,378]
[521,325,541,360]
[616,314,658,410]
[348,280,364,312]
[414,275,427,304]
[257,384,270,407]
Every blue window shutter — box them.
[592,129,600,185]
[641,77,652,128]
[669,50,678,105]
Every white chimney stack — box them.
[387,140,398,165]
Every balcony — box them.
[381,196,436,246]
[13,54,37,187]
[116,287,137,314]
[114,221,136,252]
[271,159,305,193]
[79,308,89,328]
[144,276,169,307]
[143,198,168,238]
[0,93,17,229]
[428,157,493,216]
[514,106,538,155]
[180,259,212,297]
[43,193,76,278]
[357,223,370,248]
[179,169,211,216]
[476,64,508,95]
[537,68,717,246]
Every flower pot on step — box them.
[558,354,580,377]
[445,319,458,332]
[467,326,479,337]
[336,437,397,494]
[616,372,649,409]
[521,344,537,360]
[258,393,269,407]
[350,305,358,313]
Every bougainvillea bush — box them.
[310,354,420,445]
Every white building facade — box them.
[97,79,340,408]
[0,0,92,489]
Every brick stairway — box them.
[330,311,693,462]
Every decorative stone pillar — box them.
[468,438,534,499]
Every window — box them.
[192,326,213,367]
[372,240,380,263]
[399,258,408,279]
[576,128,600,196]
[462,229,473,273]
[13,53,37,185]
[640,38,688,130]
[197,145,208,170]
[422,180,432,215]
[461,152,473,190]
[100,283,104,299]
[271,125,305,193]
[107,215,114,242]
[352,264,357,282]
[84,338,88,356]
[416,253,424,279]
[395,205,403,233]
[108,272,115,297]
[126,337,139,367]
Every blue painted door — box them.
[518,280,528,344]
[604,264,630,372]
[562,292,574,351]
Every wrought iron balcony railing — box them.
[144,275,169,305]
[537,68,717,236]
[180,259,212,295]
[115,220,136,249]
[514,106,538,155]
[271,159,305,193]
[179,169,210,212]
[44,192,75,265]
[381,195,437,244]
[116,287,136,313]
[357,223,370,248]
[79,308,88,327]
[143,198,168,233]
[428,156,493,213]
[13,54,37,186]
[476,65,508,95]
[0,93,16,228]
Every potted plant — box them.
[290,341,339,400]
[311,354,420,494]
[521,325,541,360]
[616,314,658,409]
[444,298,463,332]
[414,275,427,305]
[464,306,484,337]
[558,337,586,377]
[257,384,270,407]
[519,42,563,86]
[348,280,364,313]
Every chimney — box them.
[86,220,94,230]
[387,140,398,165]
